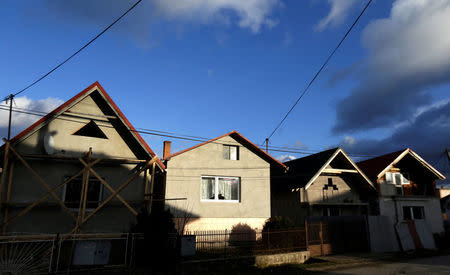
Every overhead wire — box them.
[3,0,144,101]
[0,105,384,159]
[263,0,373,143]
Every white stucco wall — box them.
[378,197,444,234]
[165,135,271,231]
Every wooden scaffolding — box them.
[0,139,161,236]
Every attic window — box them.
[223,145,239,160]
[73,120,107,139]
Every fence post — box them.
[305,220,309,250]
[320,222,323,256]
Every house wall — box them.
[1,93,149,234]
[376,163,444,234]
[378,197,444,234]
[164,135,271,231]
[306,175,362,204]
[271,174,367,226]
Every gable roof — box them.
[3,82,165,170]
[284,147,375,190]
[357,148,445,181]
[165,130,287,170]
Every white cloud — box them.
[334,0,450,133]
[316,0,358,31]
[276,154,296,162]
[0,96,63,138]
[152,0,281,33]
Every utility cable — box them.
[3,0,144,100]
[264,0,373,143]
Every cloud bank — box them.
[0,97,63,140]
[333,0,450,133]
[40,0,281,43]
[316,0,358,31]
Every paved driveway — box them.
[319,255,450,275]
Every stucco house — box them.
[0,82,164,234]
[271,148,376,225]
[162,131,286,232]
[357,148,446,235]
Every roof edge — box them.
[165,130,287,170]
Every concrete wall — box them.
[306,175,362,204]
[165,135,271,231]
[378,197,444,233]
[1,92,149,234]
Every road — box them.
[319,255,450,275]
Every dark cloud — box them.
[339,99,450,185]
[333,0,450,133]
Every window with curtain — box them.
[201,176,240,201]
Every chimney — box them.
[163,141,172,160]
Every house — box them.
[271,148,376,225]
[357,148,446,235]
[162,131,287,232]
[0,82,164,234]
[439,188,450,221]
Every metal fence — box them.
[0,233,143,274]
[185,219,369,257]
[185,227,308,256]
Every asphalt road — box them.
[319,255,450,275]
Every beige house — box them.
[0,82,164,234]
[358,148,446,234]
[162,131,286,232]
[271,148,376,225]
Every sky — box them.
[0,0,449,184]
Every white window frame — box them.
[62,176,104,211]
[223,145,239,160]
[200,176,240,202]
[386,172,410,195]
[403,206,425,220]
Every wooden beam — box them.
[322,168,358,174]
[81,148,92,222]
[79,158,138,216]
[2,162,14,234]
[148,162,156,214]
[68,156,157,235]
[8,145,77,221]
[20,154,147,164]
[3,159,101,227]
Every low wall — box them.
[254,251,310,268]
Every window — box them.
[223,145,239,160]
[73,120,108,139]
[64,176,102,209]
[201,176,240,201]
[386,172,410,195]
[403,206,425,220]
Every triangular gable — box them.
[375,149,445,180]
[4,82,165,170]
[286,148,375,190]
[166,130,287,170]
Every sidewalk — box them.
[306,250,450,272]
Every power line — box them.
[264,0,373,143]
[4,0,144,100]
[0,105,383,158]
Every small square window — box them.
[64,177,102,209]
[223,145,239,160]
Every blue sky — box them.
[1,0,449,181]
